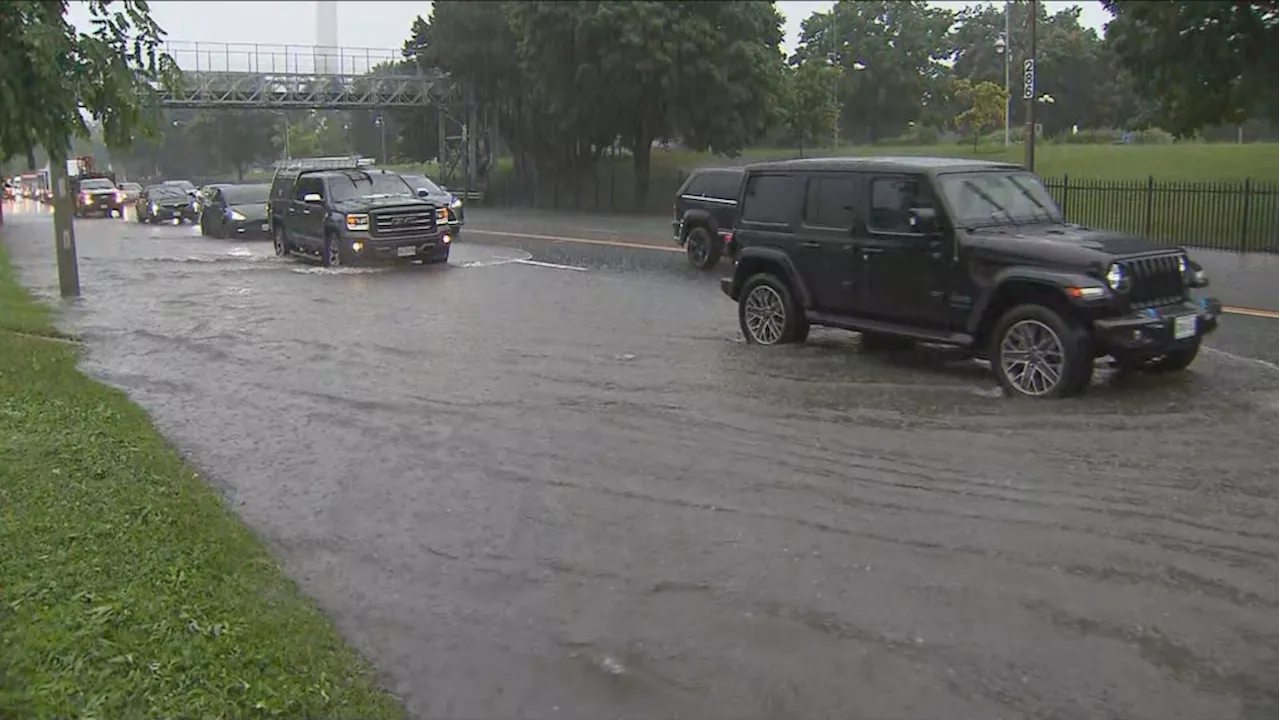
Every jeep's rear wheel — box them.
[685,226,721,271]
[991,304,1092,398]
[739,273,807,346]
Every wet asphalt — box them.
[3,201,1278,720]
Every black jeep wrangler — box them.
[720,157,1221,399]
[268,156,453,267]
[672,167,744,270]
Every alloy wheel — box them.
[743,285,787,345]
[999,319,1066,397]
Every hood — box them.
[963,223,1179,271]
[331,194,430,212]
[418,190,454,206]
[228,203,268,221]
[83,187,117,195]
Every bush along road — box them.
[0,242,404,719]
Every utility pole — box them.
[1003,0,1012,147]
[48,151,80,297]
[1024,0,1038,171]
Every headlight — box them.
[190,200,197,210]
[450,196,463,209]
[1176,255,1188,274]
[345,213,370,231]
[229,209,246,221]
[435,207,450,223]
[150,202,158,213]
[1105,263,1127,291]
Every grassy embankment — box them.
[0,242,401,718]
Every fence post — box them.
[1060,174,1070,219]
[1238,178,1253,253]
[1143,175,1155,238]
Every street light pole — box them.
[1024,0,1038,171]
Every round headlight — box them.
[1105,263,1126,291]
[1176,255,1188,274]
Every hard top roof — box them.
[744,155,1022,174]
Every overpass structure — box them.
[158,41,489,192]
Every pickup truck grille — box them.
[371,208,436,237]
[1121,253,1186,309]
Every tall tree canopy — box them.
[0,0,177,164]
[1102,0,1279,136]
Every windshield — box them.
[938,171,1063,227]
[165,180,195,192]
[223,185,270,205]
[328,172,413,202]
[147,186,187,199]
[80,179,115,190]
[400,174,443,194]
[120,183,141,192]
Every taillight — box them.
[723,232,734,245]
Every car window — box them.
[868,176,932,234]
[740,174,797,224]
[145,186,185,199]
[685,170,741,201]
[223,184,270,205]
[803,175,856,229]
[295,177,324,200]
[80,179,115,190]
[328,172,412,202]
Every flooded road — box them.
[5,204,1277,720]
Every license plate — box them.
[1173,314,1198,340]
[396,246,417,258]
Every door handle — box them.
[861,247,883,255]
[799,241,821,249]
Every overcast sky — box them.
[66,1,1112,56]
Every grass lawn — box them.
[0,243,402,718]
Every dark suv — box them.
[672,167,744,270]
[268,157,452,267]
[720,157,1222,399]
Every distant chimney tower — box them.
[315,1,339,74]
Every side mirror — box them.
[908,207,939,234]
[302,193,323,204]
[416,188,430,198]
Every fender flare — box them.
[967,265,1103,334]
[731,246,814,308]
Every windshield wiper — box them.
[1007,176,1059,223]
[962,180,1017,225]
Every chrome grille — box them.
[371,208,436,237]
[1122,253,1186,310]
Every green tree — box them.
[508,1,785,206]
[953,79,1007,152]
[1102,0,1279,137]
[795,0,954,144]
[780,60,842,155]
[0,1,177,163]
[186,110,278,181]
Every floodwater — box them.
[4,203,1277,720]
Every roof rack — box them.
[273,156,377,172]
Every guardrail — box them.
[162,41,406,76]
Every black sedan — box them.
[399,173,464,237]
[199,183,271,239]
[136,185,198,224]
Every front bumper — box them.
[151,205,197,222]
[78,198,121,215]
[1092,297,1221,355]
[342,232,453,264]
[228,219,271,239]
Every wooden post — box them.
[48,152,81,297]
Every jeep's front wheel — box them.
[739,273,807,346]
[991,304,1092,398]
[685,226,722,271]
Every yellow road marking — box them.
[467,228,1279,319]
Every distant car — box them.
[74,177,122,218]
[200,183,271,239]
[137,184,198,224]
[2,181,14,201]
[163,179,198,198]
[398,173,464,237]
[672,166,744,270]
[118,182,143,203]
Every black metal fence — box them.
[480,165,1279,254]
[1042,175,1278,254]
